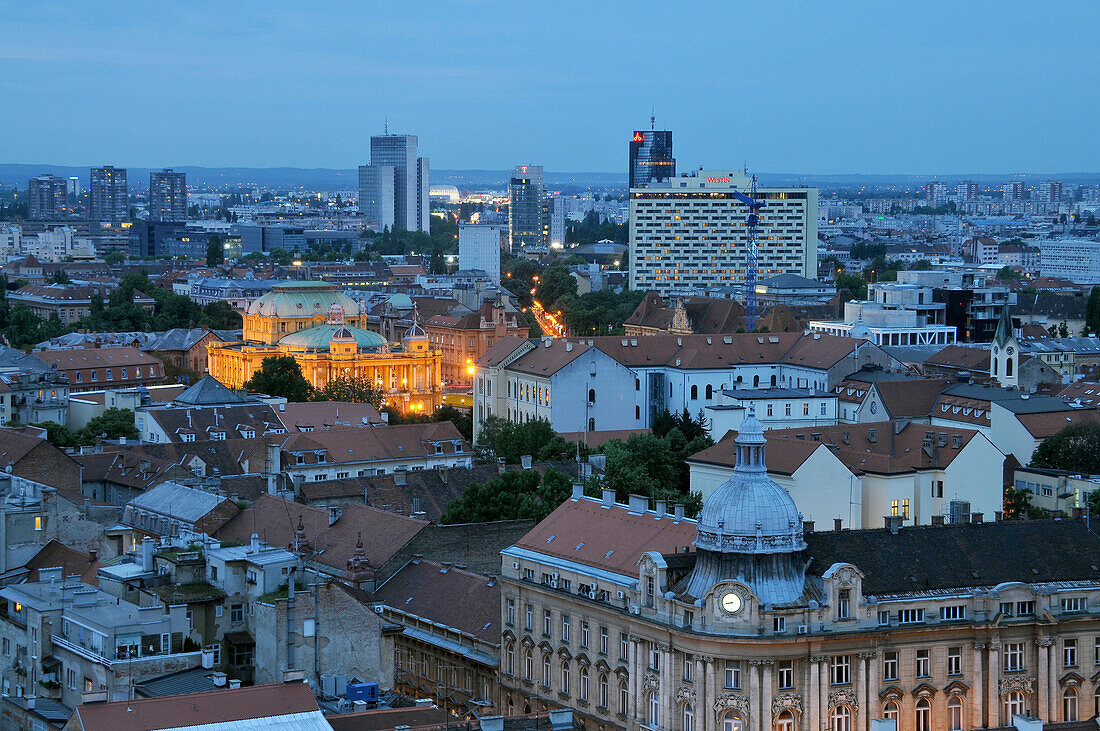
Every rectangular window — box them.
[620,632,629,660]
[543,610,552,636]
[649,643,661,671]
[580,621,589,648]
[1064,639,1078,668]
[831,655,851,685]
[523,568,535,581]
[683,654,693,682]
[890,499,899,516]
[562,615,570,643]
[898,608,925,624]
[600,627,608,655]
[948,647,962,676]
[941,604,966,621]
[525,604,533,631]
[915,649,930,678]
[724,660,741,689]
[778,660,794,690]
[1017,601,1035,616]
[901,499,910,519]
[1004,642,1025,672]
[837,589,850,619]
[506,599,515,626]
[999,601,1014,617]
[878,610,890,626]
[774,616,786,633]
[1095,637,1100,666]
[1063,597,1085,613]
[230,604,243,623]
[883,651,898,681]
[803,403,810,416]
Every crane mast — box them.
[731,174,766,330]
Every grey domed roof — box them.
[695,410,806,555]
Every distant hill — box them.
[2,164,1098,192]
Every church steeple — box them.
[991,305,1018,387]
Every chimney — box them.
[931,515,945,526]
[803,520,815,534]
[601,488,615,507]
[141,537,155,572]
[571,483,584,501]
[328,506,342,525]
[250,532,260,554]
[655,499,668,516]
[520,455,532,470]
[971,512,984,524]
[211,671,227,687]
[833,518,843,531]
[88,549,97,563]
[884,515,902,534]
[279,402,286,412]
[496,457,505,475]
[628,494,649,514]
[229,678,241,689]
[673,503,685,520]
[996,510,1006,521]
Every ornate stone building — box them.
[498,409,1100,731]
[207,281,442,413]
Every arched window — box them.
[648,693,660,728]
[775,710,794,731]
[588,388,596,404]
[598,673,608,708]
[1006,358,1014,377]
[542,654,552,687]
[1005,691,1026,719]
[690,385,698,400]
[883,702,899,722]
[723,714,744,731]
[770,374,777,387]
[830,706,851,731]
[948,696,963,731]
[560,661,570,694]
[619,680,629,715]
[753,375,760,388]
[684,705,695,731]
[635,378,640,391]
[505,643,515,675]
[916,697,931,731]
[524,650,533,680]
[705,384,713,399]
[588,417,595,432]
[579,666,589,701]
[993,358,999,376]
[1064,688,1079,722]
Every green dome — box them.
[247,281,361,318]
[279,324,387,352]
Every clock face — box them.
[1007,346,1015,355]
[869,400,877,414]
[720,591,743,615]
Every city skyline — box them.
[2,2,1098,175]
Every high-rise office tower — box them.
[629,169,817,297]
[28,175,69,219]
[508,165,548,251]
[629,119,675,189]
[149,169,188,222]
[358,134,429,232]
[549,194,566,249]
[88,166,129,221]
[459,223,504,283]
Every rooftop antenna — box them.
[384,118,389,135]
[650,109,655,131]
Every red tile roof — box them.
[372,559,500,642]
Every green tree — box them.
[473,415,578,465]
[51,269,71,284]
[440,468,573,524]
[535,262,578,312]
[81,407,140,442]
[244,356,312,401]
[1086,287,1100,336]
[912,260,933,271]
[1003,485,1045,520]
[997,266,1022,280]
[834,271,868,299]
[198,300,243,330]
[429,242,447,274]
[432,405,472,442]
[268,248,293,265]
[595,431,706,517]
[33,421,81,448]
[1030,423,1100,474]
[311,374,382,407]
[206,234,224,267]
[104,251,126,265]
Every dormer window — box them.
[837,589,850,619]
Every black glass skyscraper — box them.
[629,129,675,188]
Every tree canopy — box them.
[1086,287,1100,336]
[1030,422,1100,474]
[441,468,573,524]
[311,374,383,407]
[35,407,140,448]
[244,356,313,402]
[474,415,580,465]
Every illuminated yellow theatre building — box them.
[207,281,442,413]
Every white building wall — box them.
[458,224,503,284]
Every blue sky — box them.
[1,1,1097,174]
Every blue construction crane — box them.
[729,174,767,330]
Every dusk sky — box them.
[2,2,1097,175]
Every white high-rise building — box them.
[458,224,503,283]
[629,170,817,296]
[358,134,429,232]
[549,194,566,249]
[1039,239,1100,283]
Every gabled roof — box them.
[272,422,469,463]
[33,345,163,370]
[25,539,102,585]
[872,378,952,419]
[372,559,500,643]
[128,481,233,524]
[70,681,323,731]
[925,345,991,372]
[174,375,248,405]
[1015,408,1100,439]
